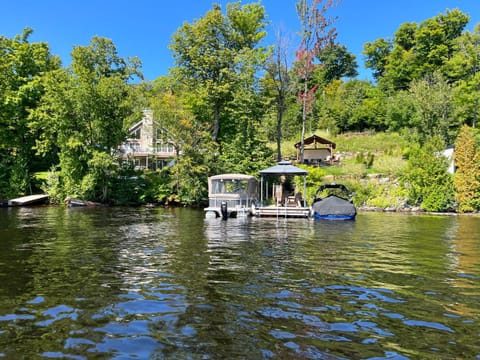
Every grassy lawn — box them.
[276,131,408,178]
[276,131,410,208]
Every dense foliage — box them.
[1,3,479,212]
[454,125,480,212]
[33,37,142,203]
[401,137,455,212]
[0,29,60,197]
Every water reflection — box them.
[0,207,479,358]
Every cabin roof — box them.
[259,161,308,175]
[294,134,336,149]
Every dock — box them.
[254,205,310,218]
[8,194,49,206]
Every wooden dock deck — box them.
[254,205,310,218]
[8,194,49,206]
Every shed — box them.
[295,134,336,164]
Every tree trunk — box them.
[474,84,479,128]
[276,96,284,161]
[300,80,308,164]
[212,103,220,142]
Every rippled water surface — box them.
[0,206,479,359]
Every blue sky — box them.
[2,0,479,81]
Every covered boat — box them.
[204,174,258,219]
[311,183,356,220]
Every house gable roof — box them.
[294,134,336,149]
[128,119,144,134]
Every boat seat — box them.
[286,196,297,207]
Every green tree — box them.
[402,137,454,212]
[318,79,385,132]
[148,78,219,204]
[170,2,268,144]
[218,53,274,175]
[454,125,480,212]
[384,90,416,131]
[377,22,417,90]
[409,72,455,144]
[315,43,358,84]
[363,38,392,81]
[364,9,470,90]
[414,9,469,75]
[150,80,204,163]
[0,28,60,197]
[381,39,416,90]
[264,29,293,161]
[35,36,142,202]
[445,25,480,128]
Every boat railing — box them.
[208,196,256,209]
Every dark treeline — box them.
[1,2,479,212]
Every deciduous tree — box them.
[295,0,339,163]
[0,28,60,197]
[35,36,142,202]
[170,2,268,144]
[315,43,358,84]
[264,28,293,161]
[446,25,480,128]
[363,9,470,90]
[409,72,456,144]
[363,38,392,81]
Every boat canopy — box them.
[258,161,308,207]
[208,174,258,196]
[259,160,307,176]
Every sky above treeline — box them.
[2,0,479,80]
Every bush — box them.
[41,168,64,204]
[141,170,172,204]
[401,137,455,212]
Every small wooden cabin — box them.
[294,135,336,165]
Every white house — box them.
[117,110,176,170]
[442,146,455,174]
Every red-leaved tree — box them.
[296,0,340,163]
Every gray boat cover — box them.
[312,195,356,216]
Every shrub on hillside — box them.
[454,125,480,213]
[401,137,455,212]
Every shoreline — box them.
[357,205,480,217]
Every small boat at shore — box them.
[311,183,356,220]
[64,197,101,207]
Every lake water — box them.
[0,206,479,359]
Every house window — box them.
[131,128,141,139]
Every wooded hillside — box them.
[1,2,479,212]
